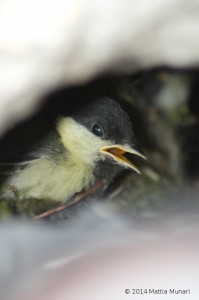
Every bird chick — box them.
[0,97,145,202]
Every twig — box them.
[108,185,124,200]
[34,180,106,220]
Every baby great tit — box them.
[0,97,145,202]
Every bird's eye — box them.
[92,124,104,137]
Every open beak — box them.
[100,144,146,174]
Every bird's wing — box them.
[0,159,37,176]
[0,142,41,179]
[0,126,63,179]
[0,125,47,178]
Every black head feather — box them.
[72,97,134,147]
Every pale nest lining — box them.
[0,0,198,134]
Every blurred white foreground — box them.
[0,205,199,300]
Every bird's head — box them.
[57,97,146,184]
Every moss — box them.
[110,172,181,215]
[164,103,189,125]
[0,194,59,218]
[0,200,13,218]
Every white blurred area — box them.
[0,205,199,300]
[0,0,199,134]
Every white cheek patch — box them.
[57,117,111,165]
